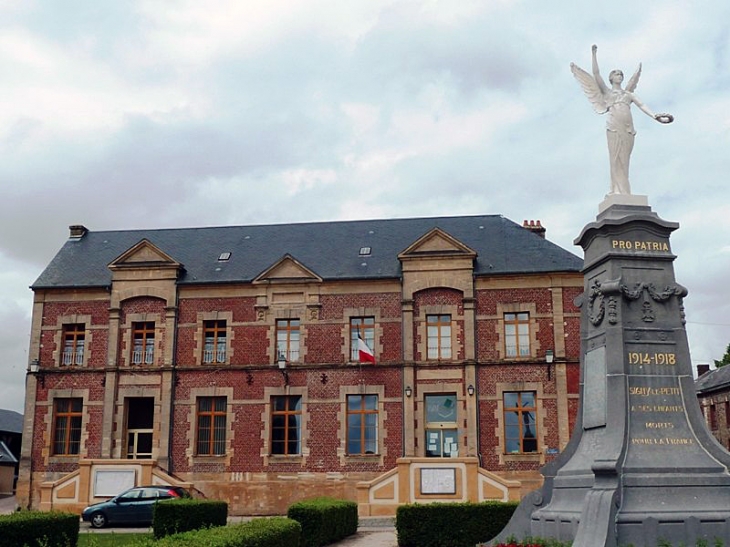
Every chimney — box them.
[697,364,711,377]
[522,219,546,238]
[69,225,88,239]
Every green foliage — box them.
[152,498,228,539]
[0,510,79,547]
[286,497,358,547]
[396,501,519,547]
[136,517,301,547]
[714,343,730,368]
[78,532,153,546]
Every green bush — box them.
[396,501,519,547]
[152,498,228,538]
[0,510,79,547]
[287,497,358,547]
[137,517,301,547]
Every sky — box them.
[1,1,729,413]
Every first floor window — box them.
[203,320,227,364]
[271,395,302,455]
[426,314,451,360]
[504,391,537,453]
[132,321,155,365]
[346,394,378,455]
[196,396,227,455]
[62,324,85,366]
[350,317,375,362]
[276,319,300,362]
[504,312,530,357]
[53,398,83,455]
[424,393,458,457]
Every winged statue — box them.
[570,45,673,195]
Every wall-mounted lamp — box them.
[277,353,289,385]
[29,360,40,374]
[545,349,554,381]
[405,386,412,398]
[467,384,475,397]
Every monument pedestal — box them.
[493,203,730,546]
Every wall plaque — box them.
[93,469,136,497]
[583,346,607,429]
[420,468,456,495]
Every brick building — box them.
[17,214,583,515]
[695,364,730,450]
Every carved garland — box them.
[586,279,688,326]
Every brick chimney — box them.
[69,225,88,239]
[522,219,546,238]
[697,364,711,377]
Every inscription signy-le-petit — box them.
[629,387,681,396]
[612,239,669,251]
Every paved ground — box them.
[1,497,398,546]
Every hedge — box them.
[396,501,519,547]
[287,497,358,547]
[0,510,79,547]
[137,517,301,547]
[153,498,229,538]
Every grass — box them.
[77,532,153,546]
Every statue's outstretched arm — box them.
[632,94,674,124]
[591,45,608,94]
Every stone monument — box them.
[487,49,730,547]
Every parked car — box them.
[81,485,191,528]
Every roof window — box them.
[359,247,371,256]
[218,252,231,261]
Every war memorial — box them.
[489,46,730,546]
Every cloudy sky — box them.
[2,1,729,413]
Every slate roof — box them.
[32,215,583,289]
[0,410,22,435]
[695,366,730,395]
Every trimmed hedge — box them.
[153,498,229,538]
[287,497,358,547]
[137,517,301,547]
[0,510,79,547]
[396,501,519,547]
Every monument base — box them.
[598,193,648,214]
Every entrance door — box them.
[125,398,154,459]
[424,393,459,457]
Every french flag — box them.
[358,336,376,364]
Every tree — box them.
[714,343,730,368]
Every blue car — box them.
[81,485,190,528]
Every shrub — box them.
[152,498,228,539]
[287,497,358,547]
[137,517,301,547]
[0,510,79,547]
[396,501,519,547]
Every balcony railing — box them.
[61,349,84,366]
[203,349,227,364]
[131,349,155,365]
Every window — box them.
[132,322,155,365]
[271,395,302,455]
[350,317,375,362]
[62,324,85,366]
[504,392,538,453]
[196,397,227,456]
[276,319,300,362]
[52,398,83,455]
[203,320,227,364]
[426,315,451,360]
[709,404,717,430]
[347,395,378,455]
[424,393,458,457]
[504,312,530,357]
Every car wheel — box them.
[90,512,107,529]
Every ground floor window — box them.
[52,398,83,455]
[504,391,537,453]
[346,394,378,454]
[196,396,227,455]
[271,395,302,455]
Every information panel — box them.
[420,468,456,495]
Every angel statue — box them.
[571,44,673,195]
